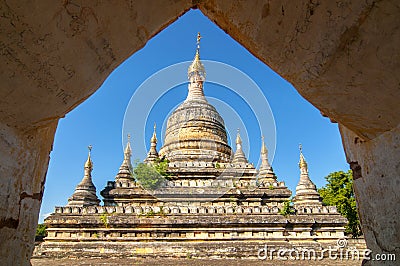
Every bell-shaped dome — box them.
[159,33,232,163]
[159,100,232,163]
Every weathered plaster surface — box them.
[0,121,57,265]
[0,0,192,131]
[198,0,400,140]
[340,124,400,265]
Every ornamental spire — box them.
[124,134,132,158]
[84,145,93,169]
[260,136,271,170]
[236,128,242,145]
[186,32,206,102]
[67,145,100,206]
[197,32,202,48]
[261,136,267,154]
[299,144,308,173]
[115,135,133,179]
[232,129,248,164]
[258,136,276,181]
[187,32,206,80]
[145,123,159,164]
[151,123,157,144]
[293,144,322,207]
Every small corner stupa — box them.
[66,145,100,207]
[115,135,133,179]
[42,33,347,259]
[144,124,159,164]
[257,136,277,183]
[293,144,323,208]
[232,129,248,164]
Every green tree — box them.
[133,158,169,190]
[153,157,170,177]
[100,213,109,228]
[279,199,295,217]
[318,170,362,237]
[36,223,47,237]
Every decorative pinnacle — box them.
[151,123,157,144]
[299,143,308,169]
[124,134,132,156]
[261,136,267,154]
[188,32,206,80]
[236,128,242,145]
[85,145,93,169]
[197,32,202,49]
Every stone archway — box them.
[0,1,398,265]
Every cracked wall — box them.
[0,121,57,264]
[341,124,400,265]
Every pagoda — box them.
[40,33,347,259]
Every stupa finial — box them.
[197,32,202,49]
[293,143,322,207]
[124,134,132,157]
[151,123,157,144]
[188,32,206,81]
[299,143,308,170]
[232,128,248,164]
[236,128,242,145]
[85,145,93,169]
[67,144,100,206]
[261,136,268,154]
[145,123,159,163]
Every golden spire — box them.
[124,134,132,156]
[145,123,159,163]
[232,128,248,164]
[258,135,274,178]
[116,134,133,178]
[84,145,93,169]
[236,128,242,145]
[197,32,202,47]
[151,123,157,144]
[188,32,206,80]
[299,144,308,169]
[67,144,100,206]
[261,135,268,154]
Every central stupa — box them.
[159,33,232,163]
[40,33,347,260]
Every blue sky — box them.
[39,10,349,222]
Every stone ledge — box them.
[52,205,339,215]
[33,240,365,259]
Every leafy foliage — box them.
[100,213,109,228]
[279,199,295,216]
[133,157,169,190]
[143,207,165,218]
[36,223,47,237]
[153,157,171,177]
[318,170,362,237]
